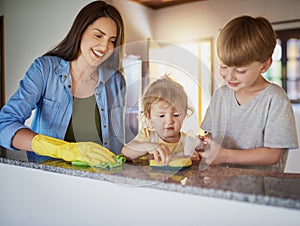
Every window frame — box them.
[275,28,300,103]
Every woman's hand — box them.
[148,144,171,165]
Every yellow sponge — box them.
[149,158,192,171]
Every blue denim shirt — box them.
[0,56,126,161]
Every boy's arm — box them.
[216,147,284,165]
[199,137,285,166]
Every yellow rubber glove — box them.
[32,134,115,166]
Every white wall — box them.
[113,0,153,44]
[152,0,300,42]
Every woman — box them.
[0,1,126,164]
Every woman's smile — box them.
[91,48,105,58]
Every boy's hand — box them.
[195,133,210,151]
[191,151,200,160]
[194,133,209,158]
[198,136,223,170]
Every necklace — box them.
[71,67,97,83]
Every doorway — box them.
[0,15,5,158]
[0,16,4,109]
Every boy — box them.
[200,15,298,171]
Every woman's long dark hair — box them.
[44,1,125,71]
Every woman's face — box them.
[79,17,117,67]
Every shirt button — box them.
[104,142,107,145]
[67,84,71,89]
[103,125,106,128]
[101,108,104,111]
[63,75,67,79]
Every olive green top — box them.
[64,95,102,144]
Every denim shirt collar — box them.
[98,67,117,84]
[55,59,71,80]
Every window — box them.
[264,28,300,103]
[148,39,213,134]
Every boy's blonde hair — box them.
[142,76,190,119]
[217,15,277,66]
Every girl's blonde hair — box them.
[142,76,192,119]
[217,15,276,66]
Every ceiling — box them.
[130,0,206,9]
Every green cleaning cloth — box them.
[71,154,126,169]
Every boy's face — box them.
[149,101,184,143]
[219,60,271,91]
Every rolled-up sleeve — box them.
[0,58,45,150]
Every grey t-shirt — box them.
[201,84,298,171]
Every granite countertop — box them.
[1,149,300,210]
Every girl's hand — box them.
[148,144,171,165]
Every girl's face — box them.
[79,17,117,67]
[149,101,184,143]
[219,61,270,91]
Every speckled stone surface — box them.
[1,150,300,210]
